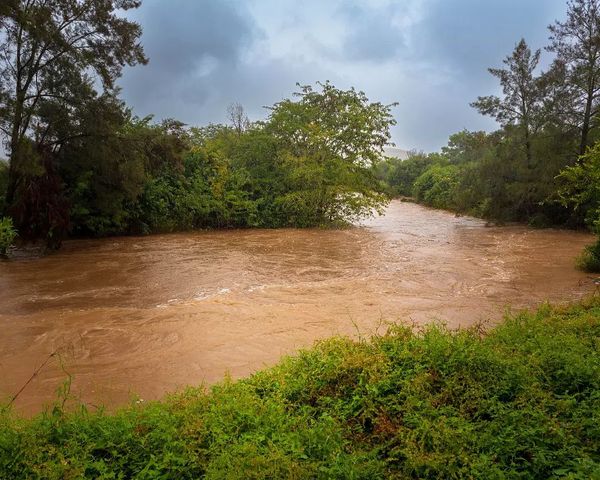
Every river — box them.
[0,201,595,414]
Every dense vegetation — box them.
[375,0,600,269]
[52,83,393,238]
[1,299,599,478]
[0,2,394,249]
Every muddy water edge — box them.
[0,200,595,414]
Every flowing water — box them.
[0,201,596,414]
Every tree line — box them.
[377,0,600,271]
[0,1,395,252]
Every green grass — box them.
[1,300,600,479]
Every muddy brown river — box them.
[0,201,596,414]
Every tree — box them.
[472,39,546,166]
[557,141,600,229]
[265,82,396,225]
[557,141,600,271]
[442,130,496,165]
[384,152,440,196]
[548,0,600,155]
[227,102,250,135]
[0,0,147,218]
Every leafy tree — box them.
[62,112,188,236]
[0,0,147,242]
[557,142,600,271]
[412,164,460,210]
[472,39,547,166]
[442,130,496,164]
[383,152,443,196]
[557,141,600,230]
[548,0,600,155]
[265,82,395,224]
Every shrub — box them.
[0,217,17,256]
[412,164,460,209]
[577,237,600,272]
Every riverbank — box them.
[2,298,599,478]
[1,201,595,415]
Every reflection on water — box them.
[0,201,595,414]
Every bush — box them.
[0,217,17,256]
[412,164,460,209]
[577,237,600,272]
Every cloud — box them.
[117,0,570,151]
[119,0,257,121]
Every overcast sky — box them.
[118,0,568,152]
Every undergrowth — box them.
[577,238,600,273]
[1,299,600,479]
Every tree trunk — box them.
[579,86,595,157]
[5,97,24,211]
[524,125,532,168]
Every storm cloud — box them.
[119,0,568,151]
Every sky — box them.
[118,0,568,152]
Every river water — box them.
[0,201,596,414]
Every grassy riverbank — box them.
[1,299,600,479]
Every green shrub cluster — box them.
[412,164,461,210]
[378,129,575,224]
[0,217,17,256]
[577,239,600,273]
[2,300,599,478]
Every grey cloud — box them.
[117,0,573,152]
[337,3,405,62]
[415,0,566,79]
[119,0,257,120]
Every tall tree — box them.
[548,0,600,155]
[471,39,545,166]
[0,0,147,213]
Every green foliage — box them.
[264,82,394,225]
[0,81,390,240]
[134,83,393,232]
[0,216,17,255]
[1,300,600,478]
[557,142,600,232]
[557,142,600,271]
[548,0,600,155]
[576,239,600,273]
[379,126,579,225]
[412,164,460,209]
[61,107,157,237]
[1,0,147,245]
[377,152,440,196]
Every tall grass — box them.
[1,299,600,479]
